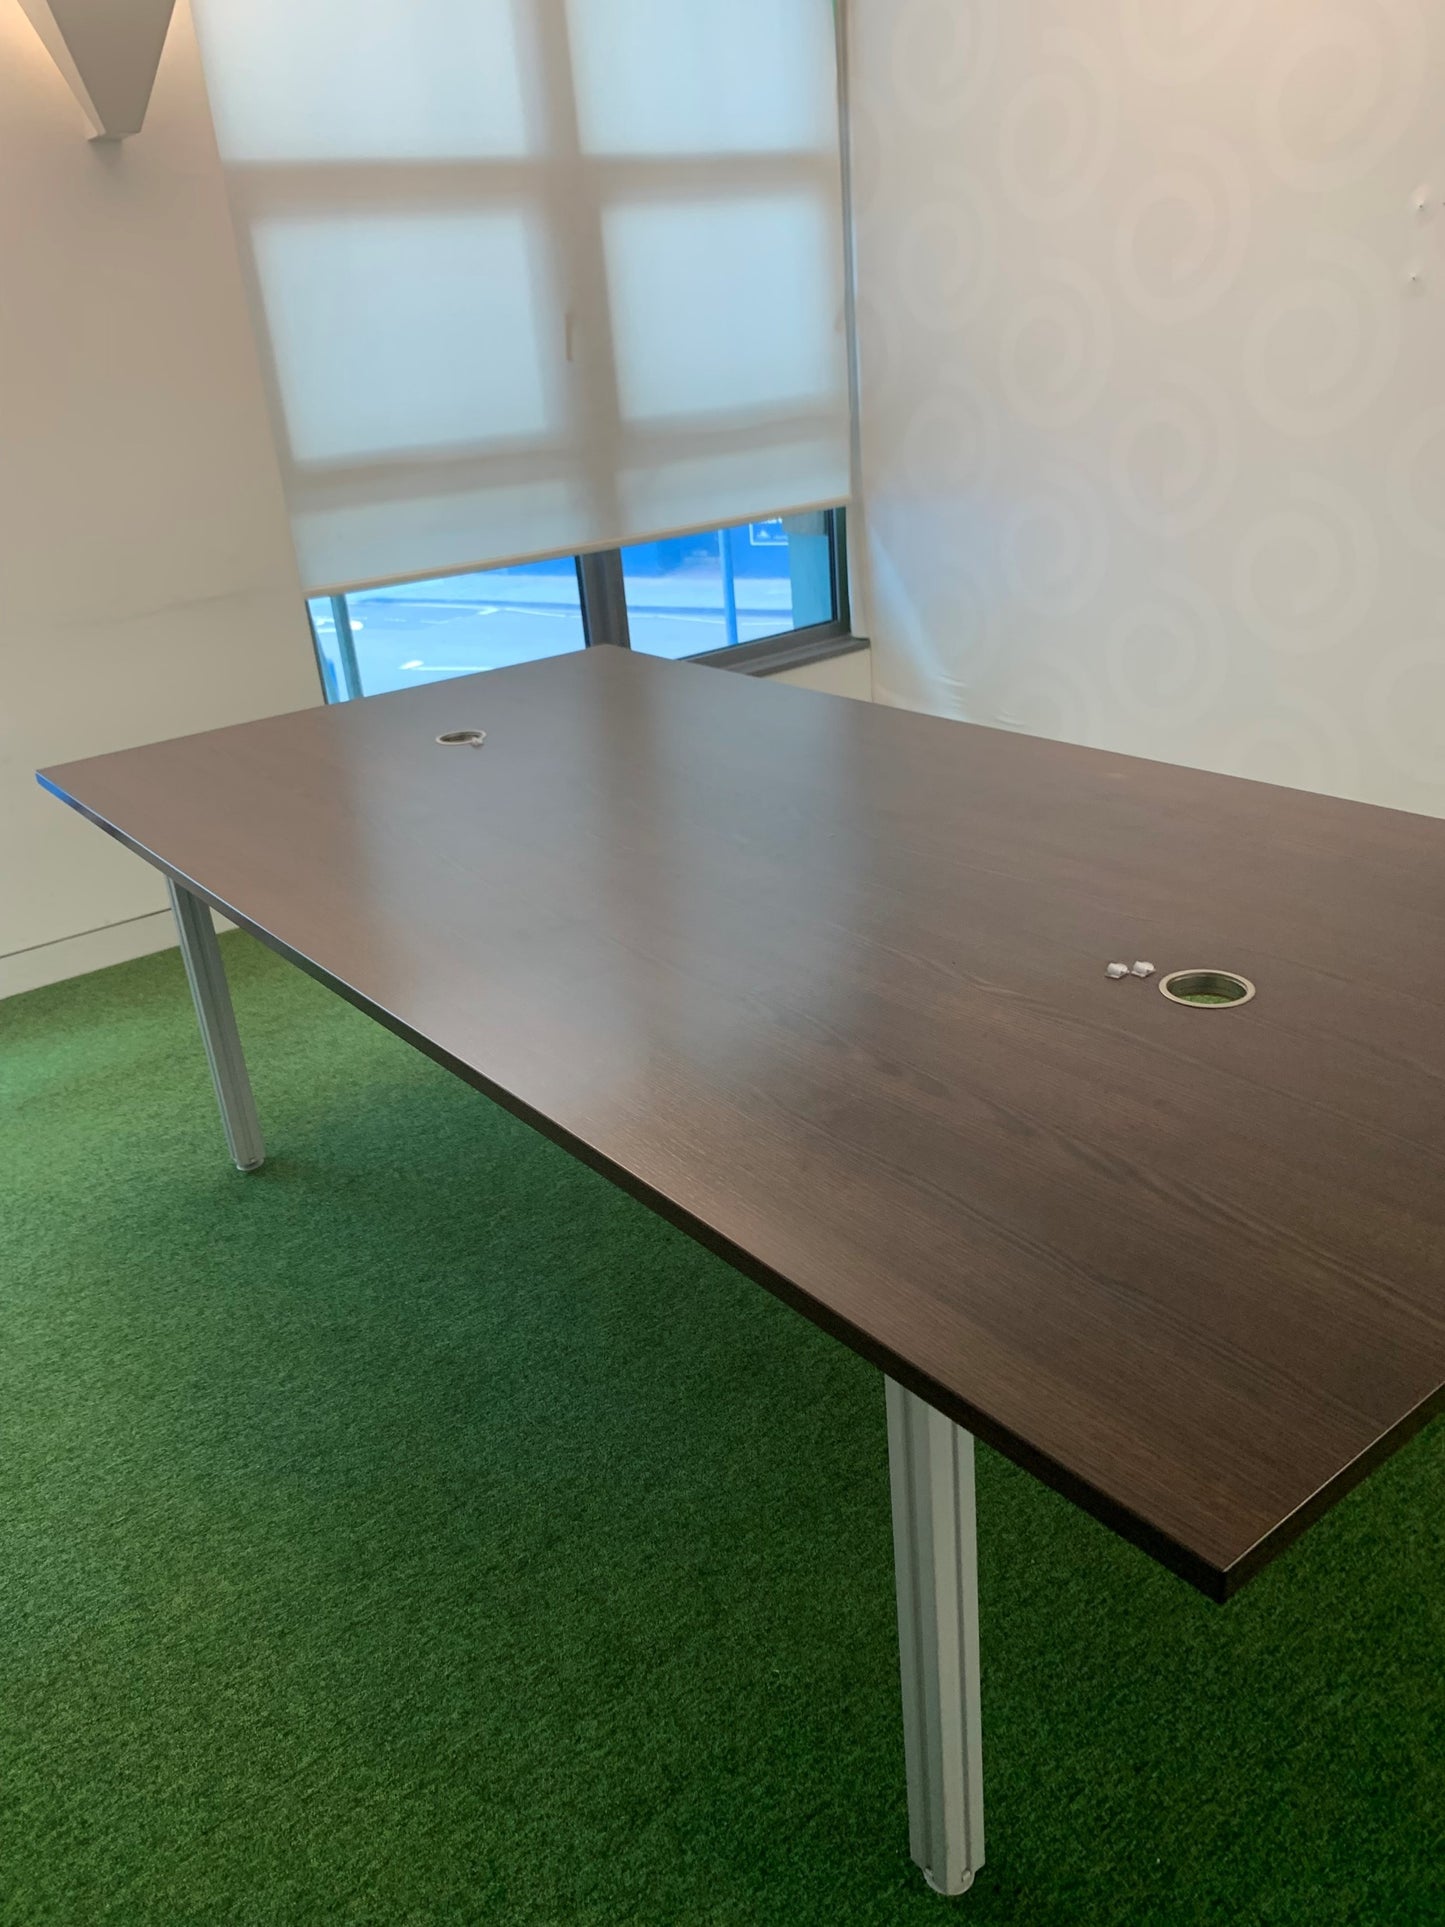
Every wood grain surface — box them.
[39,648,1445,1599]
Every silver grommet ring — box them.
[1159,968,1256,1008]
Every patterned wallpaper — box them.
[849,0,1445,814]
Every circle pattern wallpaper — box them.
[854,0,1445,814]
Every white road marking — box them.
[634,611,725,626]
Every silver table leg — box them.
[886,1377,985,1896]
[166,879,265,1172]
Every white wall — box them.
[773,647,872,700]
[0,0,319,998]
[850,0,1445,817]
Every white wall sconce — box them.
[17,0,177,139]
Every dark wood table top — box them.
[39,647,1445,1598]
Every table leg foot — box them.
[167,879,265,1173]
[886,1377,984,1897]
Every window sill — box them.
[691,627,868,679]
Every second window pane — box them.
[620,514,834,660]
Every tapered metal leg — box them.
[166,879,265,1172]
[886,1377,985,1897]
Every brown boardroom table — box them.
[39,646,1445,1896]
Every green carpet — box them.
[2,936,1441,1926]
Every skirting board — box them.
[0,906,235,1000]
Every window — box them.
[309,558,585,701]
[621,513,836,660]
[309,509,850,702]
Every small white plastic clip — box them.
[1130,961,1156,979]
[1105,962,1129,979]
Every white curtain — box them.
[193,0,850,594]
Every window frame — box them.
[307,507,858,699]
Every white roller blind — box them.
[192,0,850,594]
